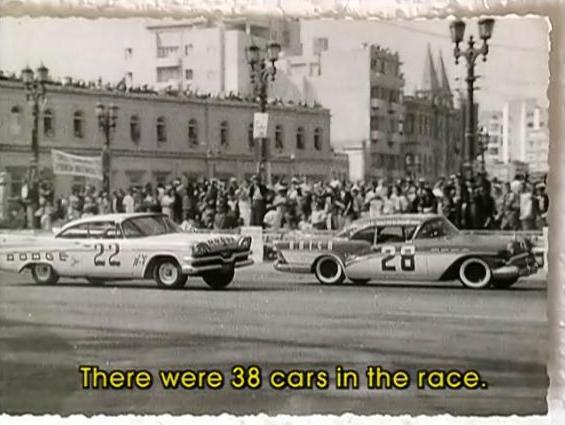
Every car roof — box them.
[348,214,439,229]
[58,212,165,232]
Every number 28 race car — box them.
[273,214,539,289]
[0,213,253,289]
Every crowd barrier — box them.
[0,226,548,272]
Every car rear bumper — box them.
[273,260,311,274]
[182,251,253,275]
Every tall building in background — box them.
[479,99,548,179]
[138,18,300,94]
[274,43,406,181]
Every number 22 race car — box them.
[273,214,539,289]
[0,213,253,289]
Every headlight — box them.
[238,236,252,251]
[192,242,209,257]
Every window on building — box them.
[313,37,329,54]
[248,123,255,151]
[156,116,167,143]
[379,59,385,74]
[296,126,305,150]
[275,125,284,150]
[220,121,229,147]
[185,69,193,80]
[73,111,84,138]
[188,119,198,147]
[314,128,322,151]
[130,115,141,143]
[156,66,180,83]
[43,109,55,137]
[185,44,193,55]
[10,106,22,136]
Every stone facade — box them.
[0,79,344,213]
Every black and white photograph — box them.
[0,10,552,418]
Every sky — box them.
[0,16,550,112]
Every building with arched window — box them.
[0,78,346,216]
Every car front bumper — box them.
[182,251,253,275]
[273,260,311,274]
[492,252,538,280]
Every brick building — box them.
[0,77,345,215]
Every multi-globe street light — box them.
[95,103,119,196]
[245,41,281,182]
[450,17,495,178]
[21,64,50,229]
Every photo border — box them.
[0,0,563,424]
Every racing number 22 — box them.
[381,245,415,272]
[94,243,121,267]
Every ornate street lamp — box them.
[245,41,281,183]
[478,126,489,174]
[22,64,50,229]
[96,103,119,195]
[450,17,495,178]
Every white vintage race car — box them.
[0,213,253,289]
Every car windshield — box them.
[415,217,460,240]
[122,215,180,238]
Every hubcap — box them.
[465,263,486,283]
[320,260,338,279]
[159,263,178,286]
[35,264,51,280]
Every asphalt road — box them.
[0,263,548,416]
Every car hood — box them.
[145,232,240,248]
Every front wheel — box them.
[202,267,235,290]
[314,257,345,285]
[154,259,187,289]
[458,258,492,289]
[31,263,59,285]
[491,277,518,289]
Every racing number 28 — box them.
[93,243,121,267]
[381,245,415,272]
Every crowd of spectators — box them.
[1,172,549,233]
[0,71,321,109]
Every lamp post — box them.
[95,103,119,195]
[450,17,495,178]
[478,126,489,174]
[245,41,281,184]
[22,64,49,229]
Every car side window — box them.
[416,219,446,240]
[351,226,376,244]
[376,226,404,244]
[122,221,144,238]
[89,221,123,239]
[57,223,89,239]
[404,225,417,241]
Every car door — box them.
[86,221,131,278]
[54,223,99,277]
[372,225,427,280]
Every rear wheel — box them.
[314,257,345,285]
[31,264,59,285]
[202,267,235,290]
[491,277,518,289]
[154,259,187,289]
[458,258,492,289]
